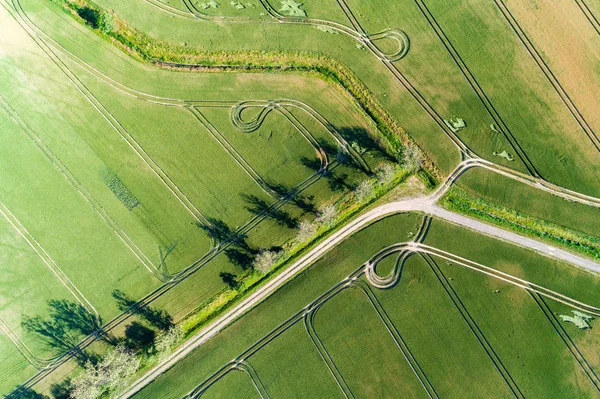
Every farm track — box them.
[350,279,438,398]
[0,315,51,369]
[574,0,600,36]
[413,0,540,178]
[0,201,98,317]
[493,0,600,153]
[5,0,600,394]
[304,307,355,399]
[2,0,360,384]
[8,0,213,229]
[188,106,281,197]
[529,290,600,391]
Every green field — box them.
[134,213,600,398]
[2,0,600,396]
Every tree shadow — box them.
[50,379,72,399]
[224,247,256,271]
[8,388,48,399]
[301,156,353,192]
[270,183,316,214]
[219,272,239,289]
[112,290,173,332]
[196,217,236,244]
[336,126,382,155]
[21,300,113,364]
[241,194,297,229]
[124,321,156,351]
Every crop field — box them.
[134,213,600,398]
[0,0,394,393]
[85,0,600,195]
[2,0,600,397]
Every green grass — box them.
[435,256,598,397]
[314,286,428,398]
[374,255,513,398]
[454,167,600,238]
[0,0,405,391]
[200,368,262,398]
[423,0,600,196]
[135,214,600,398]
[248,322,343,397]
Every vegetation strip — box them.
[440,186,600,260]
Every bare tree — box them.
[295,220,318,244]
[354,180,374,202]
[71,346,140,399]
[154,325,184,356]
[253,250,279,274]
[375,163,396,185]
[403,143,423,172]
[316,204,338,227]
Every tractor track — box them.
[493,0,600,153]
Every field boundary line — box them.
[233,361,271,399]
[8,0,212,229]
[351,279,438,398]
[303,307,355,399]
[413,0,540,177]
[0,315,51,368]
[421,254,524,398]
[574,0,600,36]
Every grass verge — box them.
[440,186,600,260]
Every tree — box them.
[97,11,114,34]
[71,346,140,399]
[154,325,184,356]
[354,180,374,202]
[295,220,318,244]
[403,143,423,172]
[315,204,338,227]
[253,250,279,274]
[375,163,396,185]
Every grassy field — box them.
[133,213,600,398]
[3,0,600,396]
[131,213,423,398]
[423,219,600,307]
